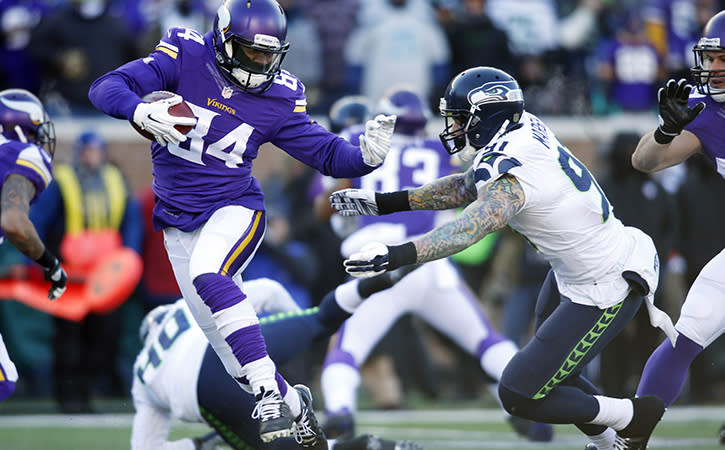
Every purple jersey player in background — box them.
[0,88,68,401]
[314,88,554,443]
[629,10,725,450]
[87,0,395,446]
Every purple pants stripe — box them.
[219,210,265,277]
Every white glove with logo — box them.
[329,188,379,216]
[132,94,197,146]
[360,114,396,167]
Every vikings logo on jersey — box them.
[468,81,523,106]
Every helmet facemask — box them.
[692,43,725,102]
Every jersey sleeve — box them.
[472,151,523,191]
[12,146,53,201]
[88,28,186,121]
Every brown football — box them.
[131,91,196,141]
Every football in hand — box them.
[131,91,195,141]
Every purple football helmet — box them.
[692,10,725,100]
[213,0,290,93]
[376,88,430,136]
[439,66,524,158]
[0,89,55,155]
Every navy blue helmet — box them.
[213,0,290,93]
[328,96,373,134]
[439,66,524,156]
[692,10,725,100]
[0,89,55,155]
[376,88,430,136]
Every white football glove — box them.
[329,188,379,216]
[360,114,396,167]
[344,242,390,278]
[132,94,197,146]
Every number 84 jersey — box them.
[472,112,633,297]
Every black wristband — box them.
[375,191,410,215]
[386,242,417,272]
[35,248,57,269]
[653,127,676,145]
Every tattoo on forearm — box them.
[408,170,477,210]
[1,174,43,258]
[414,174,525,263]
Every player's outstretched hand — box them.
[360,114,396,167]
[132,94,197,146]
[330,188,379,216]
[654,79,705,144]
[344,242,391,278]
[43,259,67,300]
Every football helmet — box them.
[0,89,55,155]
[439,66,524,160]
[328,95,373,134]
[213,0,290,93]
[376,87,430,136]
[692,10,725,101]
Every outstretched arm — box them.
[343,174,525,277]
[330,166,478,216]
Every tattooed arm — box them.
[413,173,525,263]
[0,174,45,259]
[408,166,478,211]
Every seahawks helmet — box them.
[692,10,725,102]
[0,89,55,155]
[439,67,524,160]
[376,87,430,136]
[213,0,290,93]
[328,95,373,134]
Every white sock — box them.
[587,396,633,431]
[283,383,302,418]
[480,340,518,381]
[334,280,363,313]
[320,362,360,413]
[586,427,616,450]
[243,356,278,396]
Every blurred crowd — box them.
[0,0,723,417]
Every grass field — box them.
[0,405,722,450]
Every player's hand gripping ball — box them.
[131,91,196,145]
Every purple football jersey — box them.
[685,93,725,179]
[0,139,53,240]
[344,127,459,238]
[89,27,374,232]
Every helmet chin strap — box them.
[460,119,512,162]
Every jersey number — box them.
[136,309,191,384]
[556,144,610,222]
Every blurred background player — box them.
[0,88,67,401]
[132,274,422,450]
[316,87,553,442]
[629,10,725,450]
[88,0,396,444]
[30,129,142,413]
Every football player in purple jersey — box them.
[87,0,395,446]
[0,88,68,401]
[316,87,554,443]
[630,10,725,450]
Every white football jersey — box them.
[471,112,657,307]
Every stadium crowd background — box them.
[0,0,723,415]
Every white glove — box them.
[330,188,379,216]
[344,242,390,278]
[360,114,396,167]
[132,94,197,146]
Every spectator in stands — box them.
[592,9,664,114]
[28,0,138,116]
[0,3,43,92]
[343,0,450,106]
[31,130,143,413]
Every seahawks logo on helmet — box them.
[468,81,523,106]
